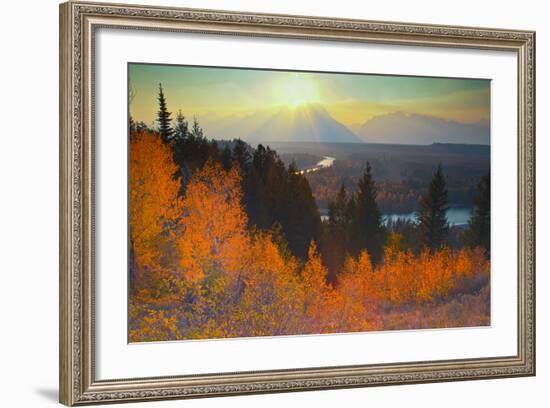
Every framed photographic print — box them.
[59,1,536,405]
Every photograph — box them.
[54,1,536,405]
[128,63,492,342]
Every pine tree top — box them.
[156,83,173,142]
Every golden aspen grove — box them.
[128,128,490,342]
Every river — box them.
[304,156,472,226]
[297,156,335,175]
[320,207,473,226]
[382,207,473,226]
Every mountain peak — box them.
[358,111,490,145]
[245,104,363,144]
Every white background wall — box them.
[0,0,546,406]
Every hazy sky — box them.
[129,63,490,131]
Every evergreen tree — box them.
[350,161,385,262]
[328,183,348,227]
[345,193,357,230]
[129,117,150,135]
[246,145,285,229]
[464,173,491,254]
[171,116,214,194]
[323,183,350,282]
[417,163,449,250]
[269,221,292,261]
[243,146,320,260]
[129,115,136,134]
[156,83,173,142]
[221,145,232,170]
[232,139,251,169]
[209,140,220,162]
[190,116,204,139]
[285,167,321,259]
[173,110,188,141]
[244,145,277,230]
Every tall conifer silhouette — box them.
[417,163,449,250]
[156,83,173,142]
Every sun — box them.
[276,73,321,108]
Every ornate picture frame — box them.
[59,1,535,405]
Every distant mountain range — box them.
[203,104,362,144]
[357,112,490,145]
[200,106,490,146]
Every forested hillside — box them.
[128,85,491,341]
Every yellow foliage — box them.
[128,308,180,342]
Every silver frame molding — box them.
[59,1,536,405]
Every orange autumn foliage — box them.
[129,146,491,342]
[129,129,182,300]
[338,245,489,307]
[301,241,333,330]
[178,160,249,284]
[336,251,375,331]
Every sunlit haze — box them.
[129,63,490,145]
